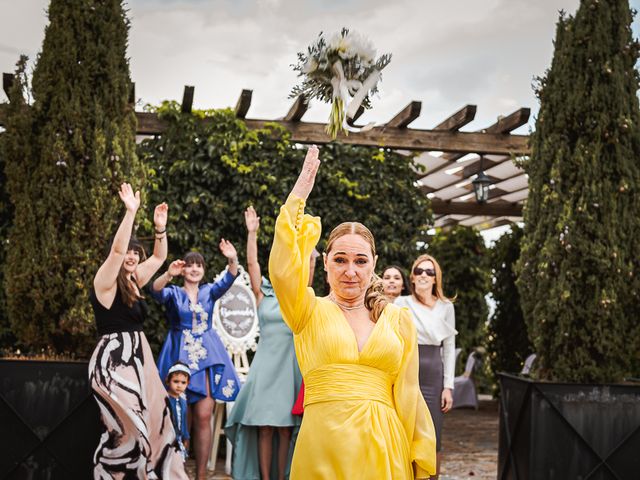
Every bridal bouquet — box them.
[290,28,392,139]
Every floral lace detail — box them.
[183,329,208,370]
[222,379,236,398]
[214,373,221,385]
[189,302,209,335]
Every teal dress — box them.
[225,278,302,480]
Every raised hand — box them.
[291,145,320,201]
[154,202,169,230]
[244,206,260,233]
[118,183,140,213]
[168,259,185,277]
[219,239,238,260]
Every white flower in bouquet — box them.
[290,28,392,139]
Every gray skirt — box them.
[418,344,444,452]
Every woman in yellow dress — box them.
[268,145,437,479]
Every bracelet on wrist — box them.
[228,257,238,265]
[155,227,167,234]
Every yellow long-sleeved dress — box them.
[268,195,437,479]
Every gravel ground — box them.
[186,398,499,479]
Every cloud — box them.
[0,0,599,132]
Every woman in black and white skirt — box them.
[89,183,188,479]
[395,254,457,479]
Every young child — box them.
[166,362,191,460]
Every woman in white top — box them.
[395,254,457,479]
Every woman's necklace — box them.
[329,293,365,311]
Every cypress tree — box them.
[427,226,490,356]
[517,0,640,382]
[3,0,144,354]
[487,225,532,381]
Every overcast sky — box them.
[3,0,638,134]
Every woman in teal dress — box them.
[226,206,313,480]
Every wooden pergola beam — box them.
[433,104,477,131]
[235,89,252,118]
[284,95,308,122]
[385,101,421,129]
[132,112,529,154]
[129,82,136,105]
[483,108,531,134]
[430,199,522,216]
[181,85,195,113]
[427,108,531,173]
[3,73,14,99]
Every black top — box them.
[90,286,147,336]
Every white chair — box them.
[452,352,479,409]
[521,353,537,375]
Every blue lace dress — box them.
[151,271,242,403]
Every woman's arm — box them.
[151,259,185,292]
[268,146,321,334]
[441,303,456,412]
[245,206,264,304]
[136,203,169,286]
[94,183,140,306]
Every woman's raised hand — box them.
[244,206,260,233]
[154,202,169,230]
[118,183,140,213]
[219,239,238,260]
[291,145,320,201]
[168,259,185,277]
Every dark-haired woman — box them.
[151,244,242,480]
[381,265,411,302]
[89,183,188,479]
[268,146,436,478]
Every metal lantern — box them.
[472,155,491,204]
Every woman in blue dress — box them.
[225,206,310,480]
[151,240,242,480]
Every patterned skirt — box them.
[89,331,188,480]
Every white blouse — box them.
[395,295,458,390]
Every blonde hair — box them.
[410,254,455,302]
[326,222,387,322]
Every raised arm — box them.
[268,146,321,333]
[94,183,140,305]
[244,206,264,304]
[152,259,185,293]
[136,202,169,286]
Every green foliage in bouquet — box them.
[517,0,640,382]
[290,28,392,139]
[2,0,144,356]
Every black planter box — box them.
[0,359,100,480]
[498,372,640,480]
